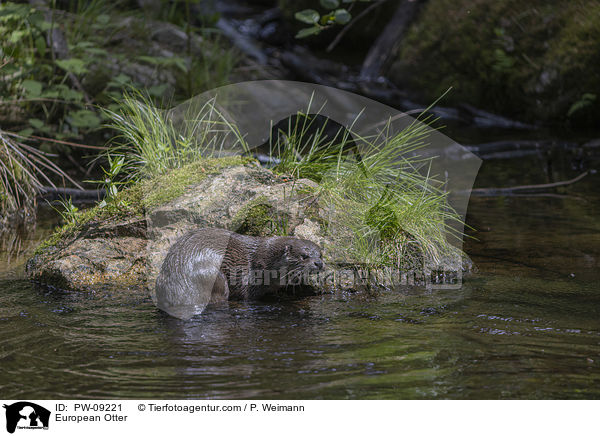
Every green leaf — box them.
[320,12,336,25]
[334,8,352,24]
[51,84,70,95]
[55,58,89,75]
[148,84,168,97]
[37,20,54,32]
[72,41,94,50]
[115,73,132,83]
[567,93,597,117]
[68,110,101,129]
[172,57,188,73]
[9,29,27,44]
[137,55,161,65]
[96,14,110,25]
[41,89,59,98]
[21,79,43,97]
[18,128,33,138]
[35,35,46,57]
[0,3,31,21]
[29,11,53,31]
[108,73,132,88]
[85,47,108,56]
[320,0,340,9]
[28,118,44,129]
[295,9,320,24]
[61,88,84,102]
[296,26,322,38]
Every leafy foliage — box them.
[567,93,597,118]
[0,2,103,139]
[294,0,371,38]
[0,0,239,220]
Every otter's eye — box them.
[301,254,309,260]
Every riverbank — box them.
[275,0,600,127]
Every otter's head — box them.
[282,238,324,273]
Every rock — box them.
[27,159,473,296]
[143,164,326,296]
[27,161,331,296]
[27,218,149,293]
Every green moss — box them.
[33,156,251,254]
[33,228,69,256]
[231,195,275,236]
[140,156,251,209]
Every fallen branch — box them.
[39,186,105,202]
[470,171,591,195]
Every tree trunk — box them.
[360,0,425,81]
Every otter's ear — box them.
[284,244,292,256]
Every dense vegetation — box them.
[0,0,238,223]
[280,0,600,126]
[394,0,600,125]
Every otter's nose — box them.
[314,260,324,270]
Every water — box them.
[1,147,599,399]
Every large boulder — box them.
[26,160,334,296]
[27,158,472,296]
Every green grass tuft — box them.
[104,91,248,180]
[265,108,465,269]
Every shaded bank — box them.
[275,0,600,127]
[392,0,600,126]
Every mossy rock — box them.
[27,158,329,292]
[230,196,281,236]
[32,156,249,257]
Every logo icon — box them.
[3,402,50,434]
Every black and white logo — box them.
[3,402,50,434]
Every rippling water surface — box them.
[1,149,599,399]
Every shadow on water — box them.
[1,146,599,399]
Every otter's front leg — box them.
[210,271,230,303]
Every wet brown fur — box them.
[155,228,323,312]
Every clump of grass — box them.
[51,197,79,226]
[266,109,464,270]
[0,129,81,224]
[104,91,247,180]
[267,112,360,182]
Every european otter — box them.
[155,228,324,319]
